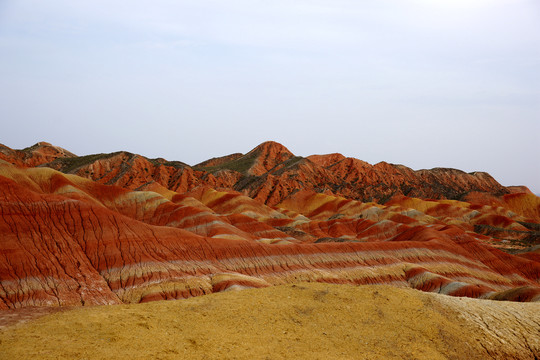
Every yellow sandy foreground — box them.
[1,283,539,360]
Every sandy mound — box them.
[0,283,539,359]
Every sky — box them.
[1,0,539,192]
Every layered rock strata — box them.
[0,161,539,309]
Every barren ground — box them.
[0,283,539,360]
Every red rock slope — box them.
[1,141,515,206]
[0,142,75,168]
[0,159,539,309]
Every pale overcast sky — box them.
[1,0,539,192]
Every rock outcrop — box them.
[0,141,514,207]
[0,142,75,168]
[0,160,539,309]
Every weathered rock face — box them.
[194,153,243,168]
[0,161,539,309]
[2,141,514,207]
[0,142,75,168]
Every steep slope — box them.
[1,141,515,207]
[194,152,243,168]
[1,162,539,310]
[196,143,511,205]
[43,150,198,191]
[0,142,75,167]
[195,141,296,176]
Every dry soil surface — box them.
[0,283,539,360]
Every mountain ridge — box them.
[0,141,523,206]
[0,145,539,309]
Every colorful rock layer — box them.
[0,142,538,308]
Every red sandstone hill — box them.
[0,141,519,206]
[0,142,539,309]
[0,142,75,168]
